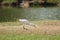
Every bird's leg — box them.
[22,24,25,29]
[23,24,28,30]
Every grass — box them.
[0,20,59,26]
[0,2,60,40]
[0,33,60,40]
[0,20,60,40]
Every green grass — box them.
[0,20,60,40]
[0,20,59,26]
[0,33,60,40]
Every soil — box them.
[0,21,60,35]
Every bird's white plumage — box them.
[19,19,30,25]
[19,19,36,29]
[19,19,28,22]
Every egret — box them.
[19,19,36,30]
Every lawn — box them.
[0,33,60,40]
[0,20,60,40]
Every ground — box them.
[0,20,60,40]
[0,20,60,35]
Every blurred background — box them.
[0,0,60,22]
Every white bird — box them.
[19,19,36,30]
[19,19,29,25]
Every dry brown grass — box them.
[0,20,60,35]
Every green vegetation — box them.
[2,0,60,3]
[0,0,60,8]
[0,8,24,22]
[0,34,60,40]
[3,0,60,3]
[3,0,16,3]
[48,0,60,3]
[0,20,60,40]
